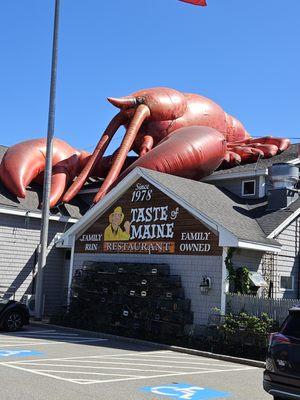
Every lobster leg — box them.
[139,135,154,156]
[93,104,150,203]
[226,136,291,166]
[247,137,290,152]
[62,112,124,203]
[35,152,90,208]
[220,150,242,168]
[227,145,264,163]
[91,154,138,179]
[231,136,290,152]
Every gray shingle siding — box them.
[0,213,71,315]
[275,217,300,299]
[73,253,224,325]
[231,218,300,300]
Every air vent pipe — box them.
[267,163,299,210]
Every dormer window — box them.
[242,180,256,196]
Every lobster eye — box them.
[136,97,145,105]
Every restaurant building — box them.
[1,143,300,323]
[58,145,300,324]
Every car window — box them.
[281,314,300,338]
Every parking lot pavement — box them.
[0,325,271,400]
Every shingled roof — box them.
[143,168,300,241]
[59,167,288,250]
[246,196,300,237]
[141,169,280,247]
[0,145,87,219]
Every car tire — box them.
[3,310,24,332]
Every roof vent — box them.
[267,163,299,210]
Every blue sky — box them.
[0,0,299,154]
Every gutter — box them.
[0,205,78,224]
[268,208,300,239]
[202,169,268,182]
[237,240,281,253]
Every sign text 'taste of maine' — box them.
[75,179,221,256]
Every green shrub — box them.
[190,311,279,360]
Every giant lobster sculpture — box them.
[0,87,290,208]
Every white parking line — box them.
[11,333,80,337]
[129,353,226,360]
[75,357,232,368]
[0,338,107,347]
[35,369,144,377]
[4,350,172,364]
[77,359,232,368]
[9,361,210,373]
[14,360,233,370]
[1,330,57,335]
[0,335,83,340]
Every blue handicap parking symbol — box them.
[141,383,231,400]
[0,350,43,358]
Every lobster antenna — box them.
[62,112,124,203]
[254,153,262,171]
[93,104,150,203]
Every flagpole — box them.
[35,0,61,320]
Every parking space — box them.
[2,349,256,385]
[0,325,271,399]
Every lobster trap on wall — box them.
[69,262,193,340]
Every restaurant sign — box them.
[75,179,221,255]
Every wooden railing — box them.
[226,293,300,324]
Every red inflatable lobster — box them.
[0,87,290,207]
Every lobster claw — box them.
[117,126,227,182]
[0,138,90,208]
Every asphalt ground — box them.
[0,325,272,400]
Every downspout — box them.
[67,236,75,308]
[297,217,300,299]
[221,247,229,314]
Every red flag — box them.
[179,0,207,6]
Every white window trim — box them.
[279,274,295,292]
[258,175,266,198]
[242,179,256,196]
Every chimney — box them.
[267,163,299,211]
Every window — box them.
[242,180,256,196]
[281,313,300,338]
[280,275,294,291]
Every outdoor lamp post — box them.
[35,0,61,320]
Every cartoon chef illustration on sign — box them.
[104,206,131,241]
